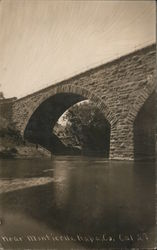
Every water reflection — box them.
[0,157,156,249]
[53,161,71,208]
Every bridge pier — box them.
[110,122,134,160]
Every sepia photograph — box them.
[0,0,156,249]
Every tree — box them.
[0,91,4,99]
[55,101,111,157]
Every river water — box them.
[0,156,156,249]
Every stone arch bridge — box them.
[4,44,156,160]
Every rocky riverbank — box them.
[0,117,50,159]
[0,144,51,159]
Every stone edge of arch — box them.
[126,78,156,125]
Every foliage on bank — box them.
[54,101,111,157]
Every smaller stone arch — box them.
[127,73,156,124]
[133,90,156,160]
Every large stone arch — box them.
[12,84,112,155]
[12,84,113,137]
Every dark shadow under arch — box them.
[133,91,156,160]
[24,92,111,157]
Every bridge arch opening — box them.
[54,100,111,157]
[24,92,111,157]
[133,91,156,161]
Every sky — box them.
[0,0,156,98]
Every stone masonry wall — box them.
[11,44,156,160]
